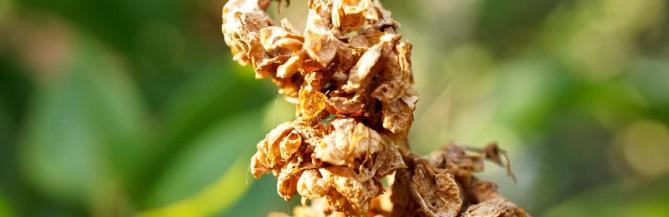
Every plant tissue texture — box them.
[221,0,530,216]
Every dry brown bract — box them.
[222,0,529,216]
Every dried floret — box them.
[260,26,303,52]
[321,167,380,214]
[341,42,382,92]
[315,118,381,165]
[277,161,302,200]
[251,122,296,178]
[326,96,364,115]
[388,144,528,217]
[391,154,464,217]
[298,88,328,121]
[294,167,381,215]
[280,131,302,160]
[463,199,529,217]
[304,8,340,67]
[277,52,304,78]
[409,162,463,217]
[221,0,528,216]
[332,0,368,33]
[381,100,413,136]
[372,136,406,176]
[297,169,330,198]
[343,34,398,93]
[465,180,529,217]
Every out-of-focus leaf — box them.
[145,111,263,208]
[0,55,33,128]
[20,38,148,204]
[543,176,669,217]
[478,0,563,55]
[217,176,296,217]
[0,54,33,197]
[138,156,250,217]
[15,0,190,54]
[160,62,271,149]
[494,57,574,135]
[137,62,273,199]
[138,113,264,217]
[0,193,13,217]
[214,98,297,217]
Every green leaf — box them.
[136,62,273,202]
[543,176,669,217]
[138,156,251,217]
[159,62,272,149]
[216,176,296,217]
[144,111,264,210]
[20,38,148,204]
[0,192,13,217]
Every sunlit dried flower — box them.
[222,0,529,216]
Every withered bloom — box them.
[222,0,529,216]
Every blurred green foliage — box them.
[1,0,669,216]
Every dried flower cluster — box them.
[221,0,530,216]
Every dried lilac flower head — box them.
[221,0,530,216]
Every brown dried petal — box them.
[369,191,393,217]
[296,167,381,216]
[280,18,298,33]
[409,162,463,217]
[259,137,283,171]
[252,122,295,177]
[298,88,328,120]
[321,167,380,215]
[266,122,295,149]
[429,144,486,178]
[251,151,271,178]
[256,55,290,78]
[345,33,401,93]
[348,35,369,48]
[273,77,302,102]
[327,96,365,115]
[396,41,414,84]
[280,131,303,159]
[391,167,420,217]
[304,10,340,67]
[303,71,328,91]
[278,162,302,200]
[284,198,348,217]
[332,0,367,33]
[374,136,406,176]
[260,26,304,52]
[482,143,517,183]
[340,0,371,14]
[463,199,530,217]
[277,52,305,78]
[401,88,419,110]
[342,40,383,93]
[315,118,381,165]
[222,0,273,65]
[365,1,398,29]
[372,82,401,102]
[381,100,413,135]
[297,169,330,198]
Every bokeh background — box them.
[1,0,669,216]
